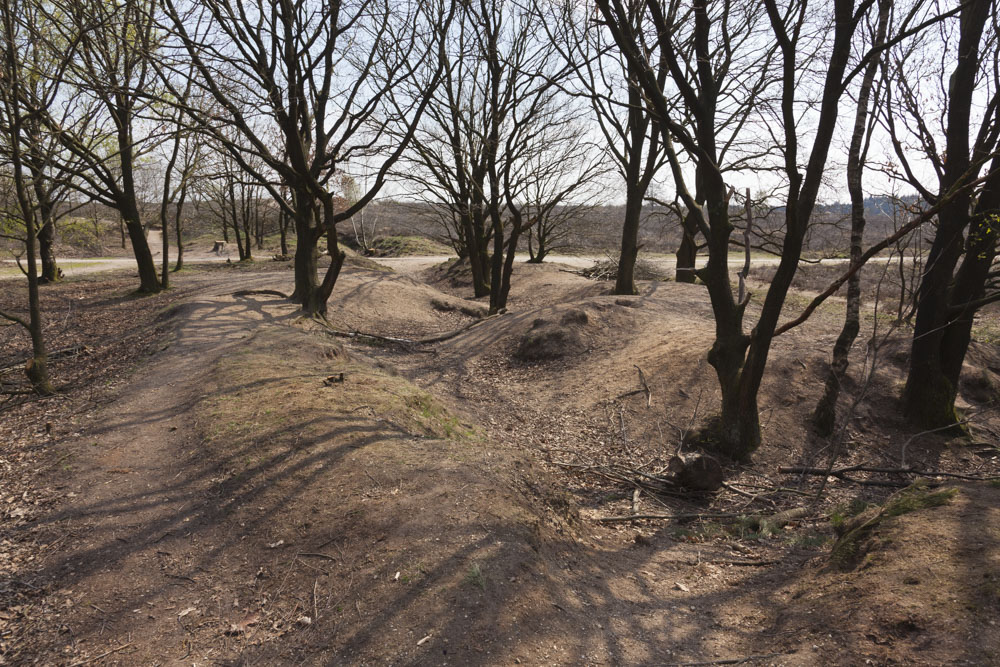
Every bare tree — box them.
[0,0,54,394]
[813,0,891,436]
[161,0,454,315]
[523,133,607,263]
[399,0,581,312]
[0,0,85,285]
[33,0,165,294]
[883,0,1000,428]
[544,0,670,293]
[597,0,941,459]
[495,108,606,307]
[154,69,203,285]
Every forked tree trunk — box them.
[614,55,661,295]
[902,0,993,429]
[905,164,1000,428]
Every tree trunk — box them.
[497,214,526,310]
[290,190,323,313]
[279,208,289,256]
[902,0,991,429]
[700,193,753,459]
[33,182,58,283]
[905,164,1000,428]
[675,213,698,283]
[118,126,161,293]
[243,217,253,260]
[160,223,169,289]
[813,0,889,436]
[488,209,504,314]
[173,192,186,271]
[24,211,53,395]
[466,205,489,297]
[615,195,642,295]
[6,112,54,394]
[37,218,57,283]
[615,56,659,295]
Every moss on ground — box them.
[829,480,958,571]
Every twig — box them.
[313,579,319,623]
[666,652,783,666]
[297,552,337,561]
[710,559,782,567]
[67,643,133,666]
[635,365,651,407]
[900,420,972,468]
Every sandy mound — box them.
[757,481,1000,665]
[514,309,590,361]
[326,265,486,336]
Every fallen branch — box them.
[662,558,782,567]
[0,345,91,374]
[779,465,1000,482]
[318,311,506,348]
[666,652,783,666]
[596,512,743,524]
[297,552,337,561]
[232,289,289,298]
[614,365,653,406]
[67,643,133,667]
[412,311,505,344]
[597,507,809,528]
[742,507,809,531]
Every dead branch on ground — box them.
[616,364,652,407]
[780,464,1000,483]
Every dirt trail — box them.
[10,262,1000,666]
[0,230,232,280]
[17,275,295,655]
[18,268,786,665]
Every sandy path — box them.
[26,273,297,661]
[0,230,232,280]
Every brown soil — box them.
[3,259,1000,665]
